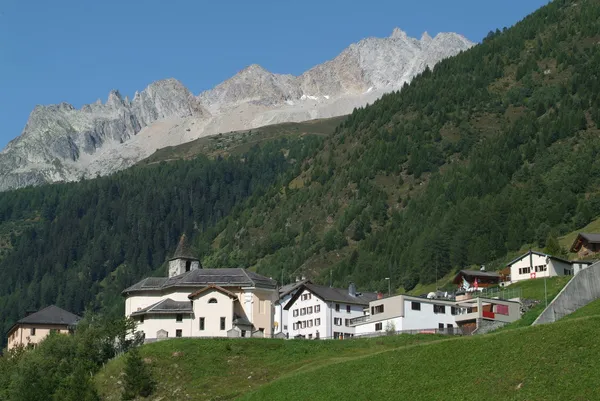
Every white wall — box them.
[191,290,234,337]
[274,294,292,335]
[510,253,551,282]
[136,315,193,339]
[287,289,368,339]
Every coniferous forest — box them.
[1,0,600,348]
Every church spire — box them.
[171,234,198,261]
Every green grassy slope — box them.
[95,334,442,400]
[241,316,600,401]
[563,298,600,320]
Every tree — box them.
[122,347,155,400]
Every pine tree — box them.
[122,347,155,400]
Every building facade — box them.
[570,233,600,259]
[274,280,309,337]
[6,305,80,351]
[507,250,593,283]
[351,294,520,336]
[284,283,377,339]
[123,235,278,341]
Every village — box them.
[6,232,600,349]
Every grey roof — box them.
[279,279,310,298]
[17,305,80,326]
[123,268,277,295]
[578,233,600,243]
[170,234,199,261]
[506,250,573,267]
[457,270,501,278]
[233,315,253,327]
[285,283,377,310]
[131,298,193,316]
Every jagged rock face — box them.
[0,29,474,191]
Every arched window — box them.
[208,298,218,304]
[185,260,192,272]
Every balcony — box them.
[349,315,370,325]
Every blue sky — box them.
[0,0,548,147]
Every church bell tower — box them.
[168,234,201,278]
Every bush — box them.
[122,347,155,400]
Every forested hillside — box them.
[200,0,600,291]
[0,136,323,343]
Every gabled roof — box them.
[122,268,277,295]
[188,285,238,300]
[130,298,193,316]
[284,283,377,310]
[506,250,572,267]
[279,279,311,298]
[452,270,501,284]
[570,233,600,252]
[17,305,80,326]
[170,234,199,261]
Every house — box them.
[284,282,377,339]
[452,270,502,291]
[274,279,310,337]
[507,250,593,283]
[122,234,278,341]
[570,233,600,259]
[6,305,80,351]
[350,294,520,337]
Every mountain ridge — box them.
[0,28,473,191]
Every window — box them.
[300,308,306,316]
[451,307,457,315]
[334,317,342,326]
[519,266,531,275]
[308,320,313,328]
[283,325,288,330]
[346,305,351,313]
[176,314,183,322]
[220,317,226,331]
[176,329,182,338]
[335,304,340,312]
[375,323,383,331]
[333,332,342,339]
[293,309,299,317]
[438,323,444,330]
[301,293,312,301]
[308,333,313,339]
[185,260,191,272]
[307,306,313,314]
[259,300,266,314]
[411,302,421,311]
[140,316,144,323]
[208,298,218,304]
[199,317,205,330]
[535,265,547,272]
[434,305,446,314]
[241,330,246,338]
[315,305,321,313]
[293,323,297,330]
[315,318,321,326]
[301,321,306,329]
[372,305,384,315]
[30,328,36,336]
[345,319,351,327]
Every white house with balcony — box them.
[351,294,521,336]
[284,282,377,339]
[122,235,278,340]
[507,250,593,283]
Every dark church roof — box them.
[122,268,277,295]
[130,298,193,316]
[169,234,199,261]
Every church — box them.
[122,235,278,340]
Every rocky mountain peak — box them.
[421,31,433,43]
[390,27,409,40]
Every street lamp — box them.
[385,277,391,297]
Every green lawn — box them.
[241,316,600,401]
[95,334,442,400]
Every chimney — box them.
[348,282,356,297]
[377,292,383,300]
[25,309,37,317]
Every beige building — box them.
[122,235,278,340]
[6,305,80,351]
